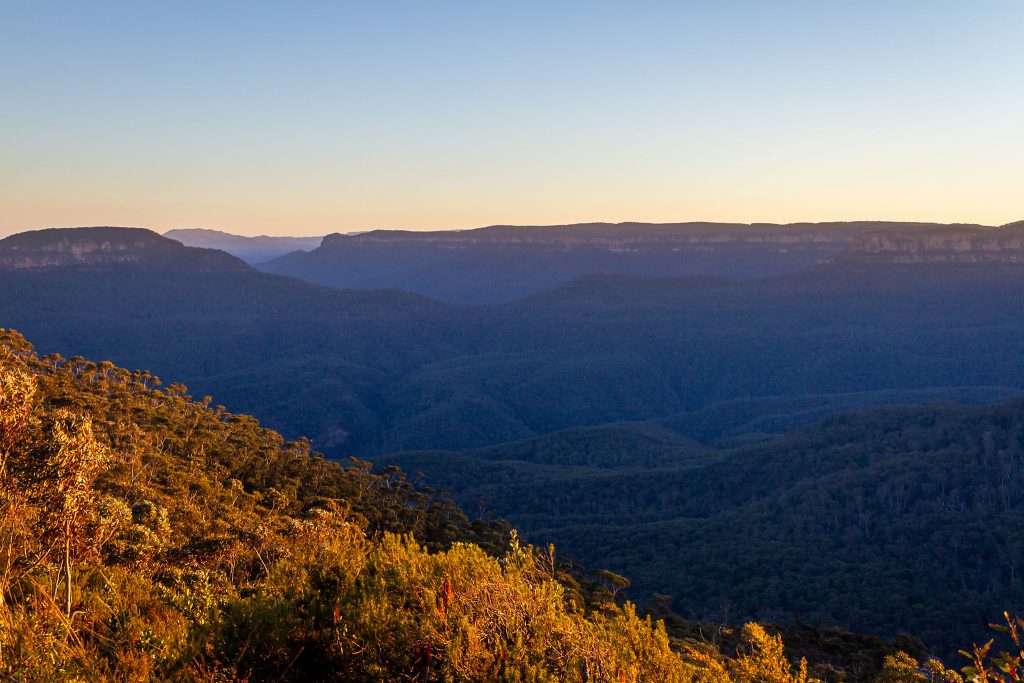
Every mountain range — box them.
[258,220,1001,303]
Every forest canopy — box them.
[4,328,1014,681]
[0,328,899,682]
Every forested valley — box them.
[5,329,999,682]
[2,226,1024,679]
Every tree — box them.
[0,365,37,610]
[22,410,106,617]
[875,651,961,682]
[0,365,36,465]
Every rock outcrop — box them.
[833,224,1024,264]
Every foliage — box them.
[960,613,1024,682]
[385,401,1024,656]
[0,329,843,681]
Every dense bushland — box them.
[0,329,875,681]
[386,399,1024,655]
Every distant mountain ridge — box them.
[260,220,996,303]
[5,225,1024,458]
[0,226,249,271]
[164,228,323,264]
[319,220,989,244]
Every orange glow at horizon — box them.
[2,2,1021,239]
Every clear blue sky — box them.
[2,1,1021,236]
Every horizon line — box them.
[3,216,1021,240]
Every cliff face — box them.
[265,221,1000,303]
[0,227,251,271]
[322,231,846,250]
[318,221,971,250]
[835,226,1024,264]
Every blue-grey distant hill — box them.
[257,220,996,303]
[6,224,1024,457]
[165,228,323,264]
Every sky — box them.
[1,1,1021,237]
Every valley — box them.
[2,224,1023,659]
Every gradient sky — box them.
[2,1,1021,237]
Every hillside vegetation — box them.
[0,328,944,682]
[385,401,1024,655]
